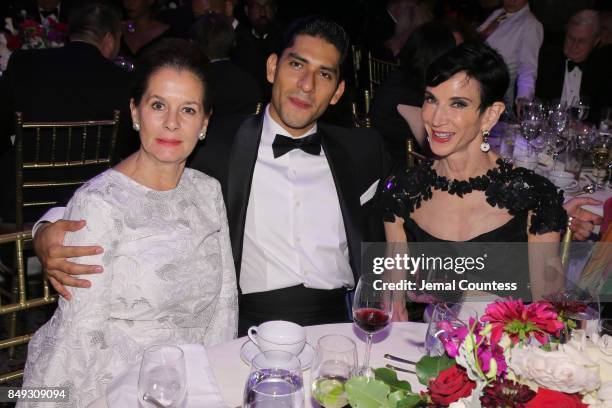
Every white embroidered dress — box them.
[20,168,238,407]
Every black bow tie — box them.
[40,8,59,18]
[272,133,321,158]
[567,60,585,72]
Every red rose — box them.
[525,388,588,408]
[429,365,476,406]
[5,34,22,51]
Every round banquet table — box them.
[208,321,428,407]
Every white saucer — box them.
[239,340,315,370]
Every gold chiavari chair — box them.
[367,51,400,98]
[351,44,363,88]
[405,139,426,169]
[254,102,264,115]
[14,110,120,231]
[0,230,58,383]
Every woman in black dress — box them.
[382,43,567,317]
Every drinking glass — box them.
[599,319,612,337]
[600,107,612,131]
[243,350,304,408]
[138,345,186,408]
[592,133,611,182]
[352,277,393,377]
[570,95,590,123]
[425,303,477,357]
[520,101,545,155]
[548,100,569,135]
[548,289,600,341]
[311,335,357,408]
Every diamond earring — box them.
[132,122,140,131]
[198,130,206,141]
[480,130,490,152]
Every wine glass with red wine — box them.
[352,277,393,377]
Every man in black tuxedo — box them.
[191,12,262,116]
[232,0,281,101]
[536,9,611,124]
[0,1,136,221]
[32,16,391,334]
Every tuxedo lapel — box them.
[227,114,263,276]
[320,129,362,281]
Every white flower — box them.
[509,342,600,394]
[583,382,612,407]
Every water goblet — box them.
[425,303,477,357]
[138,345,186,408]
[243,350,304,408]
[311,335,357,408]
[352,277,393,377]
[548,100,569,135]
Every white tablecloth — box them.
[208,322,427,407]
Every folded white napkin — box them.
[104,344,229,408]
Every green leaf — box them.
[345,376,392,408]
[415,355,455,386]
[387,390,406,408]
[397,394,425,408]
[374,368,413,392]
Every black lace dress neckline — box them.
[381,158,567,240]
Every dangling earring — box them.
[480,130,490,152]
[198,130,206,141]
[132,122,140,131]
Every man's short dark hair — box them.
[191,13,235,60]
[68,1,122,43]
[426,42,510,113]
[277,16,349,65]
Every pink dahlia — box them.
[481,299,564,345]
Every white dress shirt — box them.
[478,5,543,105]
[239,106,353,294]
[560,61,583,106]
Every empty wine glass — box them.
[425,303,477,357]
[311,335,357,408]
[548,100,569,135]
[138,345,186,408]
[243,350,304,408]
[519,100,545,155]
[352,277,393,377]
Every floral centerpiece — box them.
[344,299,612,407]
[0,15,68,71]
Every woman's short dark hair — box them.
[131,39,212,115]
[277,16,349,65]
[426,42,510,113]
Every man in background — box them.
[536,9,611,124]
[478,0,543,114]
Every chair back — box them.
[14,111,120,230]
[367,51,399,98]
[0,230,58,383]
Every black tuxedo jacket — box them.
[535,44,612,124]
[189,113,390,283]
[0,41,136,157]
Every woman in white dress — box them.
[19,38,238,407]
